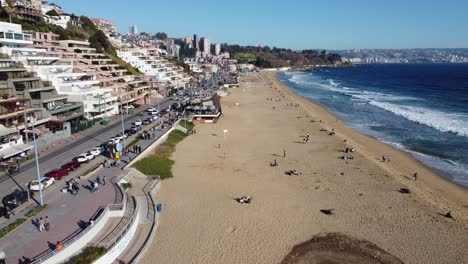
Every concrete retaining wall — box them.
[93,208,141,264]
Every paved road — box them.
[0,98,174,200]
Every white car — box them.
[132,120,142,126]
[90,147,104,156]
[29,177,55,191]
[108,137,120,144]
[115,133,127,140]
[76,152,94,163]
[123,104,135,109]
[147,107,156,112]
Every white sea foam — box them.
[286,72,468,138]
[369,101,468,137]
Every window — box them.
[5,33,12,39]
[14,33,23,40]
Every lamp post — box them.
[118,88,126,149]
[31,113,44,206]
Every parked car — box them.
[62,161,81,171]
[90,146,105,156]
[76,152,94,163]
[142,119,152,125]
[130,125,141,132]
[2,190,29,209]
[45,168,69,179]
[132,120,142,126]
[115,133,128,140]
[108,137,120,144]
[147,107,157,112]
[29,177,55,191]
[124,129,135,136]
[123,104,135,109]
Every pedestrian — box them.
[93,181,99,192]
[152,132,155,139]
[38,217,45,232]
[55,241,62,251]
[73,182,79,196]
[283,149,286,158]
[0,249,5,264]
[412,173,418,181]
[96,176,101,185]
[102,176,106,186]
[103,159,108,168]
[139,146,142,154]
[44,216,50,232]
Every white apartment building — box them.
[117,48,191,88]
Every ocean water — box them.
[277,64,468,188]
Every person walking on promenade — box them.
[93,181,99,193]
[139,146,142,154]
[96,176,101,185]
[55,241,62,251]
[44,216,50,232]
[103,159,108,168]
[283,149,286,158]
[38,217,45,232]
[102,176,106,186]
[0,249,6,264]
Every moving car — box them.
[76,152,94,163]
[2,190,29,209]
[45,168,69,179]
[29,177,55,191]
[62,161,81,171]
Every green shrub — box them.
[0,218,26,238]
[121,182,133,190]
[25,205,47,218]
[67,247,107,264]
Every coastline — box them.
[141,71,468,264]
[271,71,468,222]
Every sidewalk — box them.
[0,122,172,263]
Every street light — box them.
[31,113,44,206]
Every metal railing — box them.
[32,206,109,263]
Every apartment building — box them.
[117,47,192,89]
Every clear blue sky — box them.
[52,0,468,50]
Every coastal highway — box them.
[0,98,174,197]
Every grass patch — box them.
[121,182,133,190]
[133,130,187,179]
[67,246,107,264]
[0,218,26,238]
[127,138,141,148]
[165,130,187,145]
[179,120,194,131]
[133,156,175,179]
[25,205,47,218]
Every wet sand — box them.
[140,71,468,264]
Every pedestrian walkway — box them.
[0,122,171,263]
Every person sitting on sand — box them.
[413,173,418,181]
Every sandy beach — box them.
[140,71,468,264]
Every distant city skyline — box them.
[52,0,468,50]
